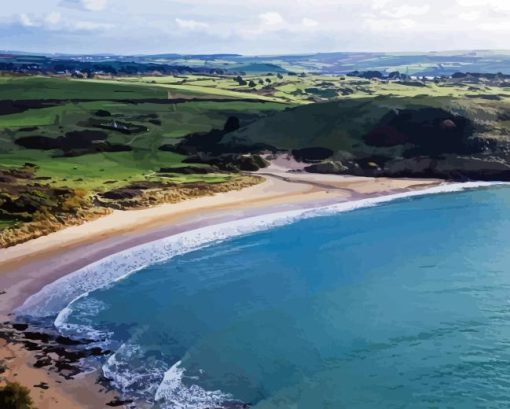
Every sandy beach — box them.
[0,165,441,408]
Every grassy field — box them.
[2,72,510,238]
[0,76,168,100]
[2,73,510,190]
[0,75,288,195]
[117,73,510,104]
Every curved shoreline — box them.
[0,173,441,318]
[0,172,443,409]
[19,179,500,322]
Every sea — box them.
[17,182,510,408]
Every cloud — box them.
[45,12,62,26]
[2,0,510,55]
[478,21,510,31]
[15,11,112,32]
[175,18,209,30]
[60,0,108,11]
[457,0,510,12]
[459,10,480,21]
[302,18,319,28]
[380,4,430,18]
[19,13,37,27]
[364,17,417,31]
[259,12,285,26]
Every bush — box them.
[0,382,35,409]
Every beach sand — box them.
[0,167,441,408]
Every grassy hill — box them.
[223,95,510,179]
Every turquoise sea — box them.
[20,184,510,408]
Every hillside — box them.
[222,96,510,180]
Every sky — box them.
[0,0,509,55]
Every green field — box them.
[2,72,510,239]
[0,76,288,193]
[2,73,510,191]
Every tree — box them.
[248,80,256,87]
[0,382,35,409]
[277,73,284,79]
[265,78,272,84]
[234,75,247,86]
[258,79,264,85]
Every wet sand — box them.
[0,170,441,408]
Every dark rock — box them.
[382,155,510,181]
[106,398,134,407]
[23,341,42,351]
[34,358,52,368]
[24,332,51,343]
[11,323,28,331]
[292,147,333,163]
[33,382,49,390]
[101,188,142,200]
[305,161,348,174]
[55,335,86,346]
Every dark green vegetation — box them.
[0,382,34,409]
[224,95,510,180]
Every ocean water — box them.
[20,184,510,408]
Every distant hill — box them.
[3,50,510,76]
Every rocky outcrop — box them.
[305,155,510,181]
[382,156,510,181]
[292,147,334,163]
[305,161,348,174]
[183,153,269,172]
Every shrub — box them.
[0,382,35,409]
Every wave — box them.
[17,181,503,321]
[154,361,234,409]
[14,180,507,407]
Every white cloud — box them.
[459,10,480,21]
[381,4,430,18]
[45,11,62,26]
[364,17,417,31]
[16,10,112,32]
[73,20,111,30]
[19,13,37,27]
[175,18,209,30]
[478,21,510,31]
[83,0,107,11]
[457,0,510,11]
[259,12,285,26]
[60,0,108,12]
[372,0,392,9]
[2,0,510,54]
[302,17,319,27]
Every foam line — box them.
[16,181,504,321]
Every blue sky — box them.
[1,0,509,55]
